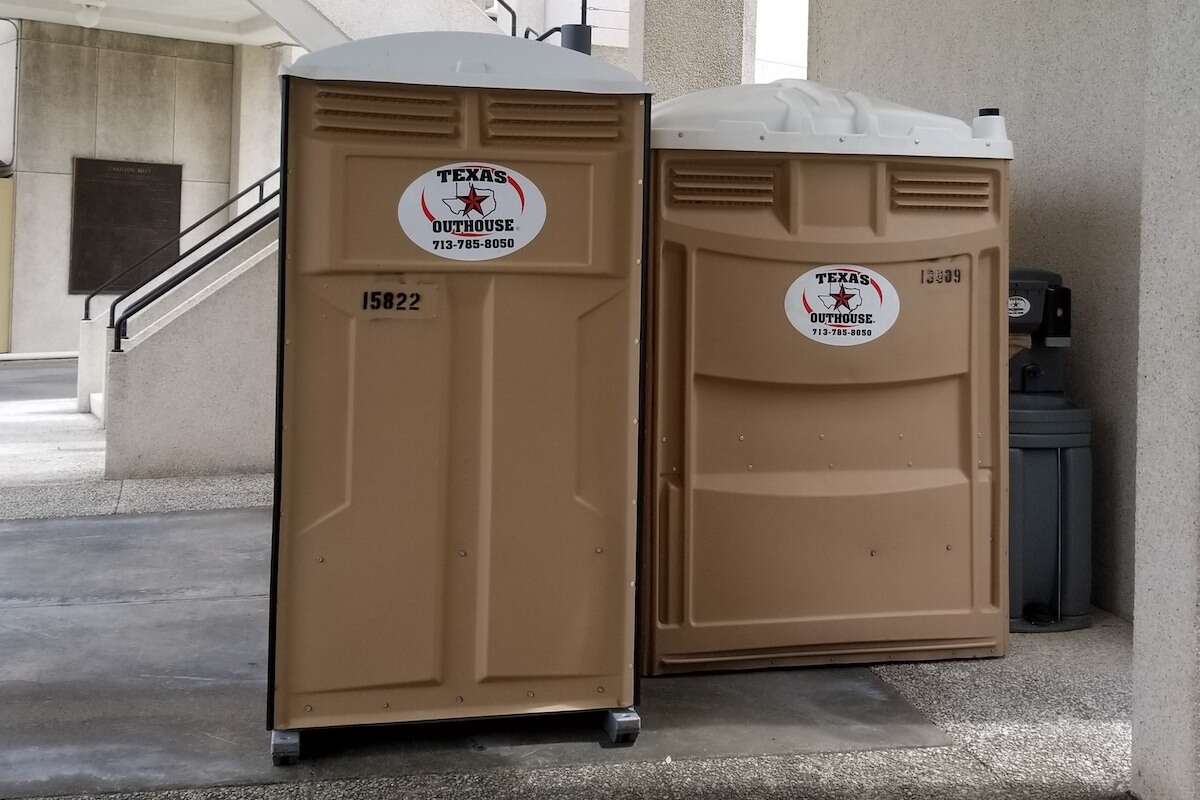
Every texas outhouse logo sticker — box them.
[1008,296,1031,318]
[784,264,900,346]
[398,162,546,262]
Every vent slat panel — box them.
[671,193,775,206]
[315,116,457,136]
[669,165,776,207]
[487,124,621,140]
[892,175,991,185]
[315,101,456,120]
[893,198,991,209]
[891,172,993,211]
[489,99,619,110]
[312,85,460,139]
[893,187,990,198]
[484,94,623,144]
[486,112,623,125]
[673,180,775,192]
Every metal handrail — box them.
[113,209,279,352]
[107,186,280,329]
[493,0,516,35]
[83,168,280,321]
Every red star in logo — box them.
[830,284,855,311]
[458,184,487,216]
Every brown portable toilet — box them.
[641,81,1012,675]
[269,32,649,763]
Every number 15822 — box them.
[362,290,421,311]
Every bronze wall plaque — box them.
[69,158,183,294]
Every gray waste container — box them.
[1008,269,1092,632]
[1009,395,1092,631]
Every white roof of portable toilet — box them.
[284,31,649,96]
[653,80,1012,159]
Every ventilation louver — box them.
[668,166,776,207]
[891,172,992,210]
[312,85,459,139]
[484,94,623,143]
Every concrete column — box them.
[1131,2,1200,797]
[641,0,755,100]
[229,45,298,213]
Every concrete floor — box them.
[0,359,106,488]
[0,360,272,520]
[0,359,78,402]
[0,507,1134,799]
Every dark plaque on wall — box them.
[68,158,183,294]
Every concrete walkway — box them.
[0,360,271,520]
[0,508,1133,799]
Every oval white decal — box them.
[398,162,546,261]
[784,264,900,346]
[1008,296,1031,318]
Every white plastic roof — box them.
[653,80,1012,159]
[284,31,648,95]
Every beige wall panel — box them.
[95,49,176,164]
[15,39,97,174]
[11,171,77,352]
[174,58,234,182]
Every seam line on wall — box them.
[11,170,229,183]
[19,28,231,63]
[171,54,179,166]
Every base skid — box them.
[270,729,301,766]
[603,707,641,745]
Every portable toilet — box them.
[268,32,649,763]
[641,81,1012,675]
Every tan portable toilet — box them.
[269,32,649,763]
[641,81,1012,675]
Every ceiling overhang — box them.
[0,0,294,46]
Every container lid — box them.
[1010,394,1092,436]
[652,80,1012,159]
[284,31,649,96]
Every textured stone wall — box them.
[642,0,755,100]
[10,20,235,353]
[1131,1,1200,796]
[808,0,1148,620]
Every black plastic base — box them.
[1010,613,1092,634]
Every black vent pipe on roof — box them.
[561,0,593,54]
[505,0,592,55]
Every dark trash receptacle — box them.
[1008,269,1092,632]
[1009,394,1092,632]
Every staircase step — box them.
[89,392,105,426]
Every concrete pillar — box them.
[229,45,298,213]
[641,0,756,100]
[1130,2,1200,797]
[808,0,1147,622]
